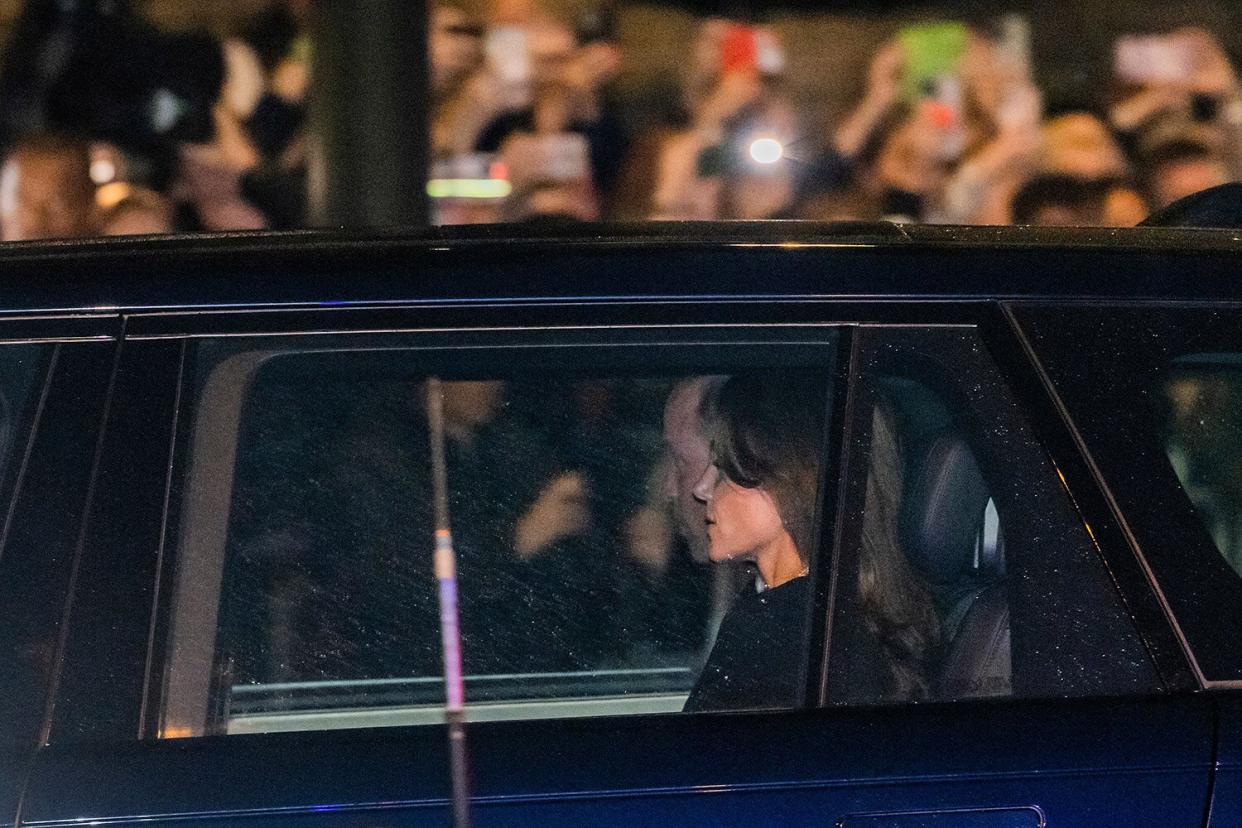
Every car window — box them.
[0,343,62,749]
[159,332,839,737]
[1166,355,1242,577]
[0,344,45,493]
[823,326,1160,706]
[1014,304,1242,684]
[157,321,1164,740]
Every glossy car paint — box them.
[17,697,1215,826]
[0,224,1237,827]
[1210,695,1242,826]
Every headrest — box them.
[901,431,991,585]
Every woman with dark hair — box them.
[857,402,942,702]
[683,374,941,712]
[682,372,826,712]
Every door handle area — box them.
[838,806,1044,828]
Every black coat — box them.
[683,575,810,712]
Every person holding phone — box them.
[1108,28,1241,209]
[803,28,972,222]
[650,20,799,220]
[804,22,1044,225]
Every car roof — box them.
[0,222,1238,314]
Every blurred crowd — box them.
[432,5,1242,226]
[1,0,1241,240]
[0,0,310,241]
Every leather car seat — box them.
[901,430,1012,699]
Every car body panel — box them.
[0,225,1238,826]
[19,697,1213,826]
[1209,695,1242,826]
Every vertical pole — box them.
[425,377,472,827]
[309,0,430,228]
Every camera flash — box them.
[749,138,784,165]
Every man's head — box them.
[431,5,483,95]
[662,375,725,562]
[1011,174,1108,226]
[1010,174,1151,227]
[1145,138,1230,210]
[1038,113,1130,181]
[0,134,95,242]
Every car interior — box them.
[882,375,1012,701]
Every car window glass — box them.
[160,336,837,737]
[1166,355,1242,579]
[825,326,1160,706]
[0,343,60,749]
[0,344,46,491]
[1015,304,1242,684]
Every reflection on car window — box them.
[0,343,56,752]
[0,344,45,491]
[159,325,1166,739]
[224,374,722,729]
[828,373,1011,705]
[1165,355,1242,578]
[162,348,839,737]
[1015,304,1242,684]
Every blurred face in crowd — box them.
[685,19,730,109]
[489,0,534,25]
[725,163,794,219]
[1040,114,1129,180]
[873,114,953,197]
[431,6,483,94]
[0,145,94,242]
[1104,185,1150,226]
[1150,155,1230,209]
[663,378,715,561]
[101,203,173,236]
[1027,202,1095,226]
[529,20,577,85]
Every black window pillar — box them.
[309,0,429,229]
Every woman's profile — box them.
[682,373,825,712]
[682,374,940,712]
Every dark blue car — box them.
[1,223,1241,826]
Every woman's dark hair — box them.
[859,401,942,700]
[710,372,828,562]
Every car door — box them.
[17,300,1211,827]
[1009,302,1242,827]
[0,316,118,827]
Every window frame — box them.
[0,338,102,745]
[44,299,1194,748]
[156,323,853,738]
[0,315,120,824]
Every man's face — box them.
[663,378,714,562]
[1152,158,1230,209]
[0,151,93,242]
[430,6,482,94]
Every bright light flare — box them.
[749,137,784,165]
[90,158,116,185]
[426,179,513,199]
